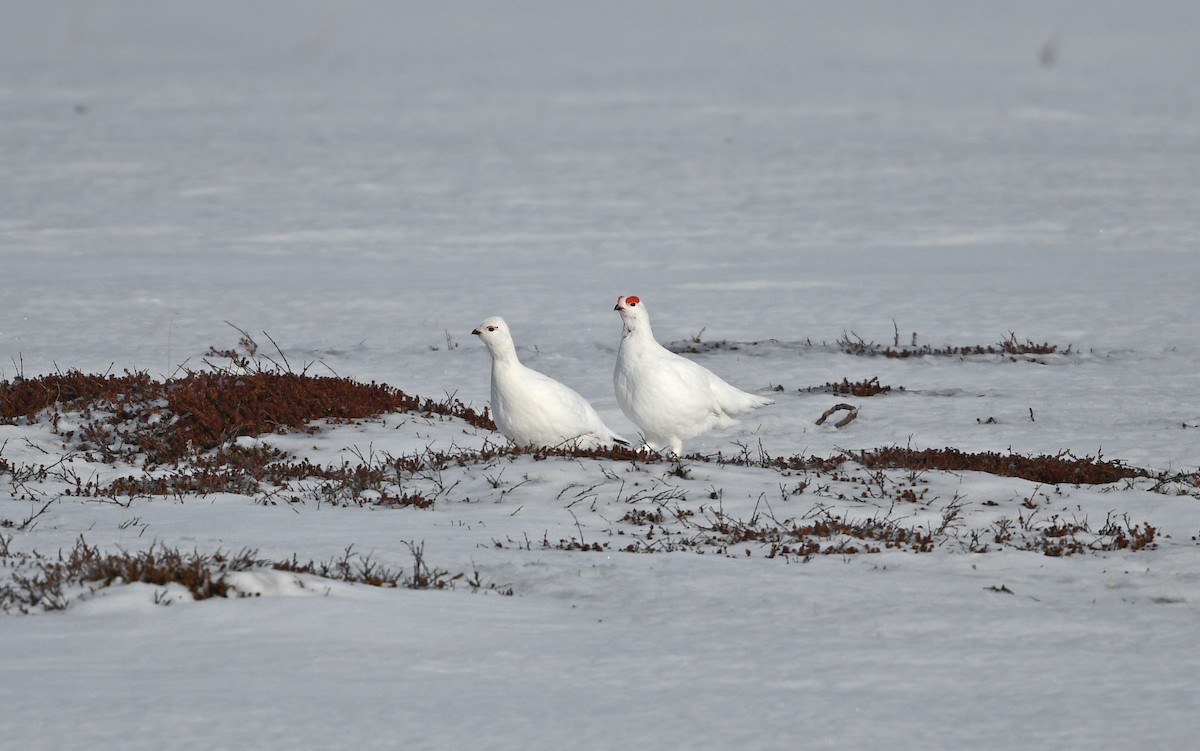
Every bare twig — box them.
[261,330,292,373]
[568,509,586,547]
[816,403,859,428]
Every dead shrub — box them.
[0,370,495,466]
[1,536,507,613]
[821,377,894,397]
[838,331,1066,359]
[848,447,1144,485]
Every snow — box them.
[2,1,1200,748]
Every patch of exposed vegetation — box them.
[668,339,761,355]
[665,329,1067,362]
[700,442,1149,486]
[803,377,897,397]
[599,499,1159,562]
[696,507,938,557]
[847,446,1145,485]
[977,511,1158,557]
[838,331,1066,359]
[0,369,493,467]
[0,535,511,614]
[60,441,657,507]
[511,455,1168,563]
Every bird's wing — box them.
[520,366,613,436]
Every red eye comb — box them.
[626,296,640,305]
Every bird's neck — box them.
[622,320,653,345]
[489,345,521,368]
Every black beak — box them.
[613,303,621,310]
[471,328,482,335]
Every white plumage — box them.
[473,316,627,450]
[613,295,773,456]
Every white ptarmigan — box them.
[473,316,628,450]
[613,295,773,456]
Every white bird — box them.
[472,316,628,450]
[613,295,773,456]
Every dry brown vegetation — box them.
[848,446,1144,485]
[667,331,1068,361]
[701,443,1149,486]
[596,502,1159,562]
[0,534,511,613]
[0,369,493,467]
[822,377,895,397]
[838,331,1066,359]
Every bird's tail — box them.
[721,388,775,416]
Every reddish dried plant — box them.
[1,370,494,465]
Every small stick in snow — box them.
[815,403,859,428]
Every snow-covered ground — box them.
[2,2,1199,748]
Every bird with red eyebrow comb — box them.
[613,295,773,456]
[473,316,628,450]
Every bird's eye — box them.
[629,301,637,307]
[487,326,497,332]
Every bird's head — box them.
[472,316,514,353]
[614,295,649,335]
[614,294,645,315]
